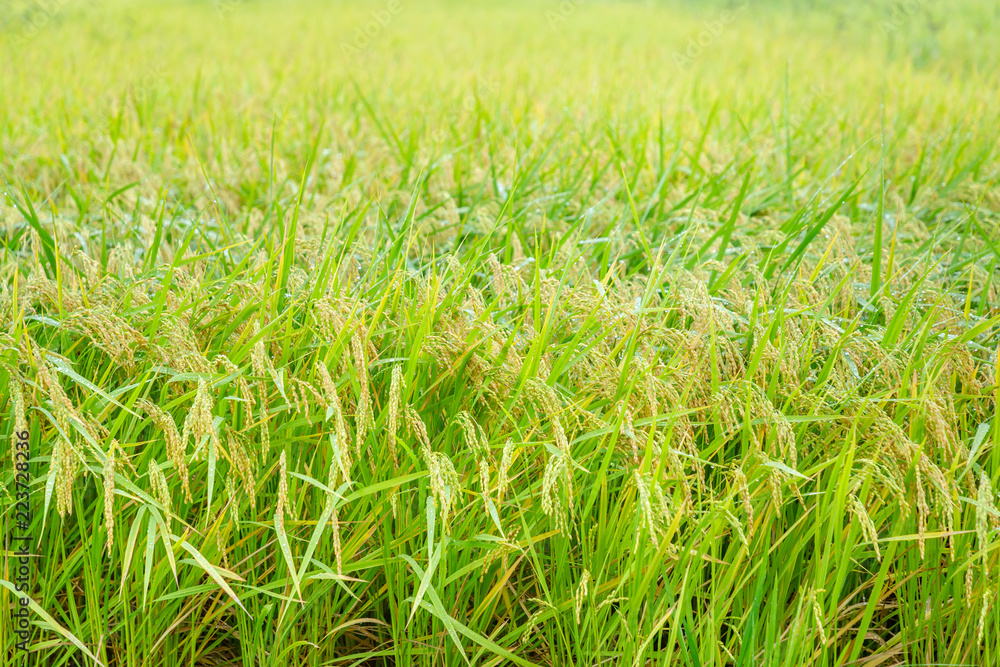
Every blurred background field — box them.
[1,0,998,234]
[2,1,1000,666]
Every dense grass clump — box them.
[2,0,1000,665]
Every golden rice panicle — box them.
[541,453,570,535]
[285,377,301,417]
[672,412,703,485]
[141,399,191,502]
[249,321,274,388]
[51,435,80,518]
[481,540,517,580]
[182,379,219,463]
[476,459,490,509]
[847,495,881,562]
[154,318,210,374]
[745,384,797,468]
[775,410,797,470]
[456,411,489,460]
[386,364,403,467]
[526,379,569,455]
[713,385,741,442]
[148,459,172,526]
[350,326,374,461]
[322,453,345,565]
[36,359,91,443]
[574,570,591,625]
[316,359,338,408]
[976,472,997,579]
[487,252,506,297]
[635,471,677,551]
[66,306,148,370]
[225,475,241,529]
[288,377,323,423]
[228,430,257,512]
[632,470,659,549]
[214,353,243,383]
[870,459,911,517]
[330,500,343,574]
[221,355,254,422]
[12,375,27,433]
[215,518,231,570]
[810,587,828,645]
[249,321,276,455]
[329,430,351,488]
[106,245,135,281]
[312,296,346,342]
[623,406,639,465]
[732,465,754,532]
[463,285,486,318]
[649,476,673,526]
[722,507,749,547]
[276,450,291,530]
[565,451,575,512]
[103,440,119,552]
[977,590,992,646]
[924,393,961,461]
[71,248,102,287]
[49,428,65,517]
[26,265,82,311]
[766,462,786,513]
[406,404,431,455]
[424,449,460,533]
[445,255,464,279]
[664,445,692,510]
[917,454,956,554]
[317,360,351,479]
[498,439,516,502]
[519,600,549,647]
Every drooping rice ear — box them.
[141,399,190,502]
[498,439,516,503]
[574,569,591,625]
[275,450,292,530]
[317,360,352,480]
[386,364,403,467]
[847,495,881,562]
[103,440,118,552]
[405,404,431,455]
[350,326,373,462]
[541,453,570,535]
[423,449,459,533]
[148,459,172,529]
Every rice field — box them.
[2,0,1000,665]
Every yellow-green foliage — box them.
[1,1,1000,665]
